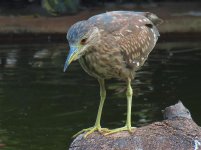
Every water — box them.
[0,41,201,150]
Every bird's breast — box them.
[79,47,135,80]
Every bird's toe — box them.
[73,126,110,138]
[104,126,136,135]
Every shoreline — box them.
[0,2,200,43]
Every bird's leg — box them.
[126,78,133,131]
[73,79,109,138]
[105,78,136,135]
[94,78,106,129]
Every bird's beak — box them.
[63,46,79,72]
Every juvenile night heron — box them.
[64,11,162,137]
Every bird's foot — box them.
[73,126,110,138]
[104,126,136,135]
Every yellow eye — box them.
[80,38,87,45]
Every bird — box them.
[64,11,162,137]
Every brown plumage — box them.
[78,11,161,80]
[64,11,162,137]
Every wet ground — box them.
[0,40,201,150]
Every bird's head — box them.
[64,21,100,72]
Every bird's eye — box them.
[80,38,87,45]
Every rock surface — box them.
[69,102,201,150]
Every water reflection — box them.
[0,42,201,150]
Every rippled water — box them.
[0,42,201,150]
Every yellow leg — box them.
[126,78,133,131]
[73,79,109,138]
[105,78,136,135]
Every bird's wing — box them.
[88,11,160,70]
[88,11,160,37]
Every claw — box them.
[73,127,110,138]
[72,127,92,138]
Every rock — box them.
[69,101,201,150]
[162,101,192,120]
[0,141,5,149]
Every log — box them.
[69,101,201,150]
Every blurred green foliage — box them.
[42,0,80,15]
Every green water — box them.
[0,42,201,150]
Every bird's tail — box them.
[144,12,163,26]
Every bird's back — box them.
[88,11,161,37]
[80,11,161,80]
